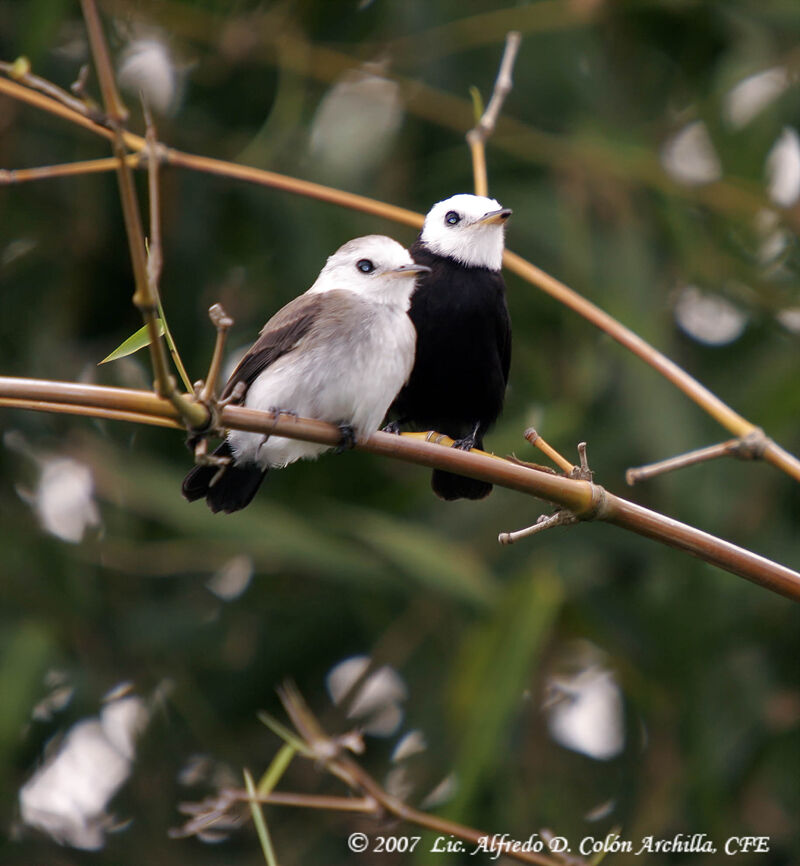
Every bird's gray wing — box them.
[220,290,357,401]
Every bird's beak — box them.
[476,207,512,226]
[390,263,431,277]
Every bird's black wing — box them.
[220,292,328,401]
[497,283,512,386]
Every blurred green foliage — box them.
[1,1,799,864]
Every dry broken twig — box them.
[171,682,578,866]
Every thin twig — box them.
[275,686,570,866]
[1,376,798,601]
[0,58,101,120]
[626,429,770,485]
[143,106,194,393]
[466,31,522,197]
[499,510,578,545]
[199,305,235,405]
[78,0,208,430]
[227,790,378,813]
[525,428,574,474]
[0,156,136,185]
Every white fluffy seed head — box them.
[117,37,180,116]
[419,193,510,271]
[307,234,423,307]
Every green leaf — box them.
[257,743,297,796]
[99,320,165,364]
[445,564,563,819]
[244,768,279,866]
[468,85,484,124]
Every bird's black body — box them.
[392,240,511,500]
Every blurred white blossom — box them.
[2,237,37,268]
[19,693,148,850]
[35,458,101,543]
[754,208,791,265]
[766,126,800,208]
[724,67,789,128]
[391,729,427,762]
[776,307,800,334]
[206,555,253,601]
[660,121,722,185]
[419,772,458,809]
[118,37,182,115]
[544,666,625,761]
[5,432,101,543]
[309,65,403,181]
[326,655,407,736]
[674,285,748,346]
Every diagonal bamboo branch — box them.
[0,376,798,602]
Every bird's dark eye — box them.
[356,259,375,274]
[445,210,461,226]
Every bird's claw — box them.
[382,420,403,435]
[452,421,481,451]
[335,424,357,453]
[269,406,298,420]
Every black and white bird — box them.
[391,193,512,501]
[182,235,428,513]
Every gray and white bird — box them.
[391,193,512,501]
[182,235,428,513]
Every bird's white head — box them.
[307,235,429,308]
[419,193,511,271]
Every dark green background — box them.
[1,1,799,863]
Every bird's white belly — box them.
[227,309,415,470]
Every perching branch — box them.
[2,69,798,485]
[0,375,798,602]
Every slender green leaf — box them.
[257,712,314,757]
[468,85,484,124]
[257,743,297,796]
[446,564,563,818]
[99,320,165,364]
[244,768,279,866]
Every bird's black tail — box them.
[431,469,493,500]
[182,441,267,514]
[431,431,492,500]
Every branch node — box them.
[733,427,769,460]
[70,64,91,99]
[570,441,593,482]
